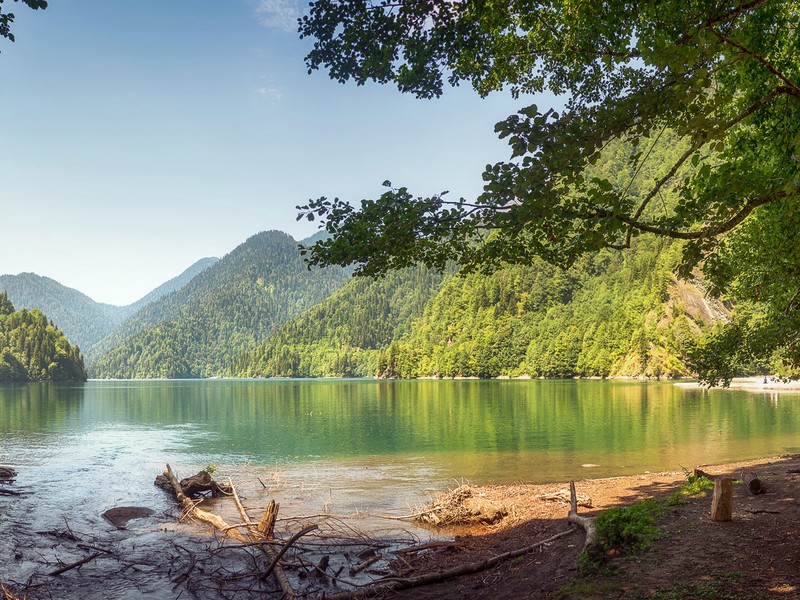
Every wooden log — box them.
[693,468,715,480]
[711,477,733,522]
[742,470,765,495]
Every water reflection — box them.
[1,379,800,484]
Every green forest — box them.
[230,236,717,380]
[0,292,86,382]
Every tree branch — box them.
[711,29,800,97]
[601,189,787,240]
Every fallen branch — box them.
[49,552,100,576]
[228,480,300,600]
[566,481,599,553]
[318,528,575,600]
[261,524,319,581]
[393,541,456,555]
[349,555,379,576]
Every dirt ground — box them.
[391,454,800,600]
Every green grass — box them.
[665,471,714,506]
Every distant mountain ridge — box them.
[0,258,218,352]
[90,230,350,378]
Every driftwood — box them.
[393,541,456,555]
[158,464,246,543]
[319,528,576,600]
[48,552,100,576]
[261,524,319,581]
[415,485,507,526]
[567,481,599,553]
[155,468,232,499]
[229,480,303,600]
[742,470,765,495]
[349,555,379,576]
[711,478,733,522]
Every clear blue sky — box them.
[0,0,556,305]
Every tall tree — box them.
[297,0,800,381]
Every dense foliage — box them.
[0,292,86,382]
[91,231,349,379]
[297,0,800,382]
[230,266,452,377]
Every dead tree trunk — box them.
[230,483,298,600]
[567,481,599,554]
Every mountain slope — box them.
[122,257,219,317]
[230,265,452,377]
[0,258,218,352]
[91,231,349,378]
[383,238,714,379]
[0,292,87,382]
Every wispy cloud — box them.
[254,0,304,33]
[255,85,283,104]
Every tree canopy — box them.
[297,0,800,383]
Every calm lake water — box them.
[2,379,799,516]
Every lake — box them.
[2,378,799,523]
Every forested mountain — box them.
[230,238,722,380]
[90,231,349,378]
[230,265,453,377]
[0,258,218,352]
[0,293,87,382]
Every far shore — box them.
[675,375,800,392]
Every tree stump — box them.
[711,477,733,522]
